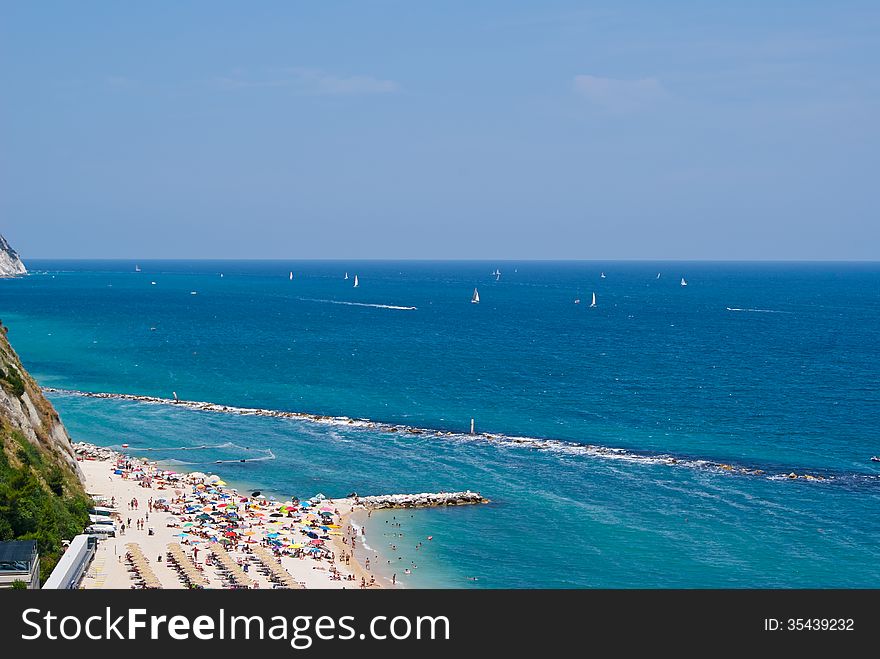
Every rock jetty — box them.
[353,491,488,509]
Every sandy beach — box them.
[75,444,380,589]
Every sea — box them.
[2,260,879,588]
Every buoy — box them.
[121,443,129,448]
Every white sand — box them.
[77,454,379,589]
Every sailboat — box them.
[574,297,581,304]
[353,275,359,288]
[589,292,597,308]
[656,272,661,279]
[600,272,606,279]
[344,272,349,280]
[471,288,480,304]
[135,265,141,272]
[680,277,688,287]
[289,272,293,281]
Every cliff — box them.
[0,320,89,583]
[0,234,27,277]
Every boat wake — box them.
[47,388,877,487]
[726,307,791,314]
[298,298,417,311]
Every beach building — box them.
[0,540,40,589]
[43,535,98,589]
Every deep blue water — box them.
[2,260,879,587]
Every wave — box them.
[45,387,878,487]
[726,307,791,314]
[298,298,417,311]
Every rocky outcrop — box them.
[0,321,82,481]
[0,234,27,277]
[353,491,488,509]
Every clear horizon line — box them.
[21,257,880,264]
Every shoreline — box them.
[74,442,382,589]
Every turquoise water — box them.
[2,260,879,587]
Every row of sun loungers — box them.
[211,546,255,588]
[250,545,304,589]
[165,543,211,588]
[124,543,162,589]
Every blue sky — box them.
[1,1,878,259]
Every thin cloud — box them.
[215,67,399,95]
[573,74,666,112]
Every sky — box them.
[1,1,878,260]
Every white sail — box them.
[353,275,359,288]
[681,277,687,287]
[590,292,596,308]
[656,272,661,279]
[495,273,500,281]
[135,265,141,272]
[471,288,480,304]
[344,272,349,280]
[289,272,293,280]
[600,272,606,279]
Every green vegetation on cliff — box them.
[0,322,90,583]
